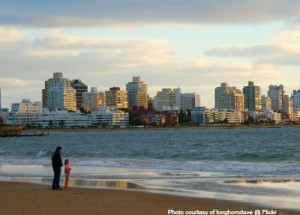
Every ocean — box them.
[1,127,300,210]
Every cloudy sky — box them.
[0,0,300,108]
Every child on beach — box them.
[64,159,71,190]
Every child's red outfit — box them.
[65,164,71,177]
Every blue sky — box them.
[0,0,299,108]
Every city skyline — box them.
[0,1,300,108]
[1,73,298,111]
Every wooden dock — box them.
[0,126,23,137]
[0,117,23,137]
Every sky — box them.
[0,0,300,109]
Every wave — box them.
[0,150,7,155]
[1,156,300,175]
[36,150,48,157]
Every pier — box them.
[0,117,23,137]
[0,117,49,137]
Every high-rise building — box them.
[215,83,244,111]
[42,81,48,108]
[48,84,77,112]
[153,88,178,111]
[48,72,71,88]
[243,81,261,111]
[43,72,72,109]
[44,73,77,111]
[71,79,88,109]
[180,92,201,111]
[268,85,285,111]
[126,76,148,109]
[83,87,106,111]
[283,95,293,116]
[261,95,272,111]
[105,87,128,109]
[292,90,300,113]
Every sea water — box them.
[1,127,300,210]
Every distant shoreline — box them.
[23,124,299,133]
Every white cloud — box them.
[0,29,294,108]
[205,30,300,66]
[0,27,24,44]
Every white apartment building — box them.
[90,106,129,128]
[191,108,244,125]
[34,109,91,128]
[219,110,244,124]
[7,99,42,125]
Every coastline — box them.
[22,124,294,133]
[1,181,298,215]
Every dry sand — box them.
[0,181,297,215]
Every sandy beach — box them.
[0,181,298,215]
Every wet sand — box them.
[0,181,297,215]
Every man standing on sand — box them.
[52,146,63,190]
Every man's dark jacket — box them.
[52,150,63,168]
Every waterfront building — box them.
[126,76,148,109]
[289,113,299,123]
[48,72,71,88]
[153,88,179,111]
[292,90,300,113]
[180,92,201,111]
[191,107,207,125]
[147,114,166,125]
[90,106,129,127]
[261,95,272,111]
[215,83,244,111]
[268,85,284,111]
[283,95,293,117]
[105,87,128,109]
[83,87,106,111]
[219,110,244,124]
[71,79,88,109]
[7,99,42,125]
[42,81,48,108]
[264,110,282,124]
[48,84,77,112]
[34,109,91,128]
[154,88,201,111]
[247,110,265,120]
[43,72,76,111]
[243,81,261,111]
